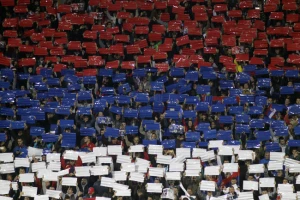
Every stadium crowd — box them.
[1,0,300,199]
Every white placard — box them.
[62,177,77,186]
[98,156,112,164]
[114,189,131,196]
[156,154,172,165]
[80,152,96,163]
[0,180,11,194]
[0,163,15,174]
[289,164,300,173]
[121,163,135,172]
[19,173,34,183]
[186,159,201,170]
[208,140,223,148]
[270,152,285,161]
[22,186,37,197]
[169,163,184,172]
[200,150,215,162]
[135,164,149,173]
[28,147,43,157]
[34,195,49,200]
[14,158,30,168]
[148,145,163,155]
[57,169,70,176]
[278,184,294,194]
[218,146,233,156]
[0,197,12,200]
[281,192,297,200]
[96,198,111,200]
[112,171,127,181]
[227,145,241,154]
[63,151,78,160]
[165,172,181,180]
[135,158,150,166]
[11,182,18,190]
[0,153,14,163]
[129,145,144,153]
[43,172,58,182]
[117,155,132,164]
[296,175,300,184]
[243,181,258,191]
[112,183,129,191]
[185,170,201,176]
[223,163,239,173]
[192,148,206,158]
[249,164,264,174]
[149,167,164,177]
[93,147,107,156]
[176,148,191,158]
[204,166,220,176]
[147,183,163,193]
[90,166,109,176]
[46,153,61,162]
[171,155,186,163]
[268,161,283,171]
[238,150,254,160]
[285,158,300,167]
[108,145,122,155]
[32,162,46,172]
[129,172,145,183]
[238,192,254,200]
[101,177,116,188]
[200,180,216,192]
[259,194,270,200]
[37,169,52,179]
[75,166,91,177]
[259,178,275,188]
[47,162,61,171]
[46,189,62,199]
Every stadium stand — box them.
[1,0,300,199]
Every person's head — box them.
[264,152,270,160]
[17,138,23,146]
[285,98,290,106]
[133,136,139,145]
[116,114,121,120]
[279,137,286,146]
[151,132,157,140]
[83,115,89,122]
[111,137,118,144]
[296,98,300,105]
[248,175,254,181]
[67,187,74,195]
[277,170,283,177]
[231,178,237,185]
[186,186,193,195]
[229,186,235,194]
[84,136,91,144]
[81,178,87,185]
[283,178,289,184]
[207,191,213,196]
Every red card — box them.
[225,63,237,72]
[83,31,97,40]
[152,52,167,60]
[158,44,172,52]
[264,4,277,13]
[116,12,130,19]
[239,36,253,44]
[235,54,249,61]
[172,6,185,14]
[134,39,148,49]
[19,19,33,27]
[17,0,30,5]
[98,48,110,55]
[143,48,157,56]
[46,7,57,15]
[57,5,72,13]
[205,37,218,46]
[135,26,149,35]
[139,3,153,11]
[88,56,104,66]
[89,0,100,6]
[34,47,48,56]
[254,40,268,48]
[249,57,264,65]
[270,39,284,47]
[188,28,202,36]
[288,54,300,64]
[152,25,166,34]
[227,10,242,18]
[121,61,136,69]
[181,48,195,55]
[211,16,225,23]
[74,59,88,68]
[214,4,227,12]
[283,2,297,11]
[190,55,204,64]
[247,9,260,19]
[239,1,253,9]
[115,35,129,43]
[286,14,299,23]
[40,41,53,49]
[58,21,72,31]
[192,5,206,13]
[107,3,121,11]
[287,43,300,51]
[109,45,124,55]
[106,27,119,34]
[53,64,67,72]
[68,41,81,51]
[222,35,236,47]
[83,69,97,76]
[269,12,284,20]
[70,16,84,25]
[267,27,290,35]
[173,55,188,62]
[123,2,137,10]
[3,30,18,38]
[194,13,208,21]
[8,38,21,48]
[126,45,140,54]
[207,29,221,38]
[137,55,151,64]
[18,58,36,67]
[148,33,162,42]
[190,40,204,50]
[177,14,190,21]
[19,45,34,53]
[204,47,217,54]
[253,49,268,55]
[82,42,97,54]
[219,56,233,64]
[14,5,28,13]
[0,56,11,66]
[54,37,68,46]
[40,0,52,7]
[127,17,150,26]
[198,61,212,68]
[167,0,180,6]
[176,35,190,46]
[155,63,169,72]
[175,59,190,68]
[271,57,285,66]
[91,25,105,32]
[122,23,134,32]
[50,47,64,56]
[155,1,167,9]
[160,13,170,22]
[61,56,80,63]
[100,32,113,40]
[253,20,265,31]
[106,60,119,69]
[2,18,18,28]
